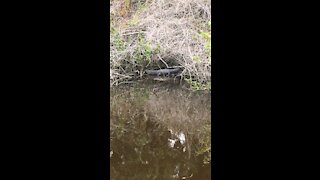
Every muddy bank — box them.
[110,81,211,179]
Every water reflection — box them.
[110,81,211,179]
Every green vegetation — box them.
[185,78,211,91]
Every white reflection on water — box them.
[177,132,186,144]
[168,131,186,148]
[168,138,177,148]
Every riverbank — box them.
[110,0,211,88]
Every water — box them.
[110,80,211,179]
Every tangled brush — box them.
[110,0,211,86]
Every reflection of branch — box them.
[182,173,193,179]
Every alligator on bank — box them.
[145,68,181,76]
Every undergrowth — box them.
[110,0,211,89]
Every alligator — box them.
[145,68,181,76]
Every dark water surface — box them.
[110,80,211,179]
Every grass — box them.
[110,0,211,89]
